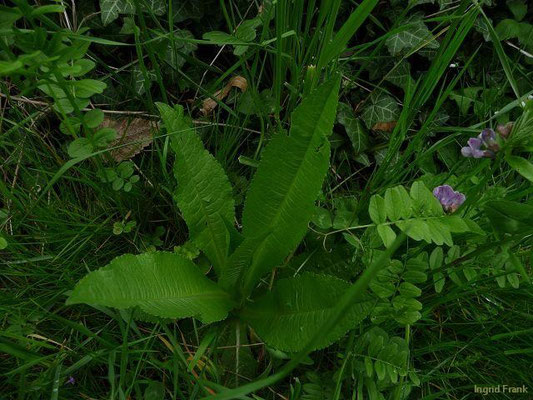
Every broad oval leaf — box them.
[157,103,235,277]
[67,251,235,323]
[234,77,341,296]
[369,194,386,224]
[377,224,396,248]
[241,273,373,352]
[384,186,412,221]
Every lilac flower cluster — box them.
[461,128,499,158]
[431,124,513,213]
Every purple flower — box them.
[461,128,499,158]
[461,137,485,158]
[479,128,499,151]
[433,185,465,213]
[66,376,75,385]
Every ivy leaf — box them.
[385,16,439,56]
[337,102,369,154]
[143,0,166,16]
[172,0,204,22]
[133,67,156,95]
[385,60,414,90]
[241,274,372,352]
[361,93,400,130]
[100,0,134,26]
[67,252,234,323]
[120,16,136,34]
[165,29,197,69]
[495,19,533,49]
[157,103,235,277]
[449,87,482,116]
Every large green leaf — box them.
[67,252,234,323]
[157,103,235,276]
[231,77,340,296]
[241,274,373,352]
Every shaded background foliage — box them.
[1,0,533,399]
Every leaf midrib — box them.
[98,290,232,303]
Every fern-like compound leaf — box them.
[369,181,476,247]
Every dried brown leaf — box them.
[200,76,248,115]
[102,117,157,162]
[372,121,397,132]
